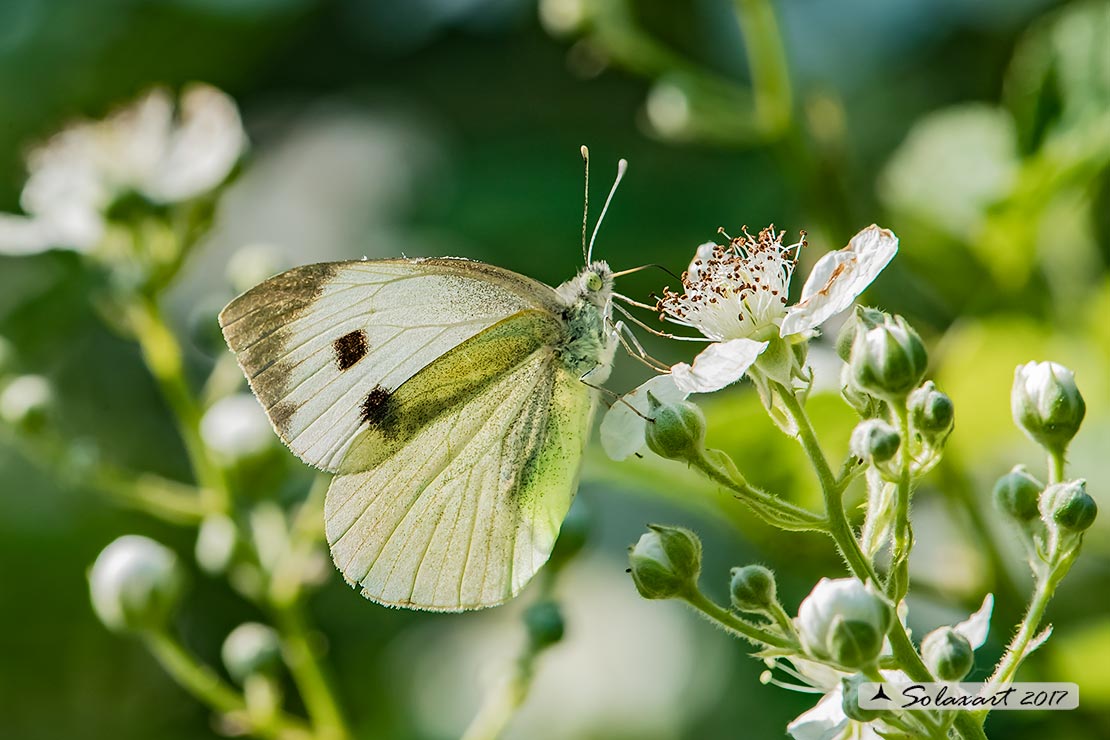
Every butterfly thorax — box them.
[555,261,616,381]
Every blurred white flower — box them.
[88,534,185,633]
[0,83,246,255]
[0,374,52,426]
[200,393,275,460]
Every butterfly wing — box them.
[324,309,597,611]
[218,258,562,472]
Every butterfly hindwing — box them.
[324,309,597,611]
[218,259,562,472]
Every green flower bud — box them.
[524,600,565,650]
[849,419,900,464]
[645,394,706,462]
[797,578,891,669]
[840,365,886,419]
[841,673,884,722]
[848,315,928,401]
[836,306,888,363]
[729,565,778,613]
[909,381,954,441]
[992,466,1043,523]
[1040,479,1097,532]
[0,374,52,433]
[628,525,702,600]
[921,626,974,681]
[1012,361,1086,454]
[88,535,185,634]
[222,622,282,684]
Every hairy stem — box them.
[684,588,796,649]
[887,406,913,603]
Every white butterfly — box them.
[220,151,627,611]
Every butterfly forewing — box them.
[324,310,596,611]
[218,259,561,472]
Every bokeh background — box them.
[2,0,1109,738]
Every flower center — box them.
[657,225,805,341]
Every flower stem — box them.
[732,0,793,135]
[129,295,231,512]
[693,447,827,531]
[886,407,913,603]
[271,602,351,740]
[1048,450,1066,484]
[683,588,796,649]
[773,385,880,584]
[143,631,311,740]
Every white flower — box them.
[777,593,994,740]
[660,224,898,395]
[200,393,275,460]
[600,225,897,461]
[0,84,246,255]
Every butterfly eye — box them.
[586,272,603,292]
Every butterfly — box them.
[219,149,628,611]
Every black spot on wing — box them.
[334,329,369,370]
[360,385,394,426]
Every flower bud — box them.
[1012,361,1085,454]
[840,365,885,419]
[841,673,884,722]
[222,622,282,684]
[850,419,900,464]
[836,306,887,363]
[0,374,52,432]
[992,466,1043,523]
[644,394,706,462]
[628,525,702,600]
[195,514,239,575]
[729,565,778,613]
[848,315,928,401]
[1040,479,1097,533]
[909,381,954,442]
[524,600,565,650]
[922,627,974,681]
[797,578,891,669]
[200,394,276,462]
[88,535,185,633]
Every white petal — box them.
[670,338,767,394]
[686,241,718,280]
[954,594,994,650]
[780,225,898,337]
[600,374,686,461]
[787,688,849,740]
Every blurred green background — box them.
[1,0,1109,738]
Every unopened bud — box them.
[645,395,706,462]
[921,626,974,681]
[1012,361,1085,454]
[797,578,891,669]
[992,466,1043,523]
[850,419,900,464]
[729,565,778,613]
[524,600,565,650]
[222,622,282,684]
[841,673,884,722]
[909,381,954,443]
[628,524,701,600]
[836,306,887,363]
[0,374,52,432]
[1040,479,1097,533]
[88,535,185,634]
[848,314,928,401]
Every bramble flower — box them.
[200,393,276,461]
[0,84,245,255]
[775,594,994,740]
[600,225,897,460]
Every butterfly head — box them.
[560,260,613,310]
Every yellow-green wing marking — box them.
[218,258,561,472]
[324,310,597,611]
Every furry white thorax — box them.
[556,260,617,382]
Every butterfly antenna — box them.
[580,145,590,264]
[587,157,627,263]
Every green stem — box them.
[460,654,535,740]
[143,632,311,740]
[887,407,913,603]
[683,588,795,649]
[693,447,827,531]
[732,0,793,135]
[1048,450,1066,484]
[271,602,351,740]
[774,385,880,584]
[129,296,231,512]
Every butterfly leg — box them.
[610,318,671,373]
